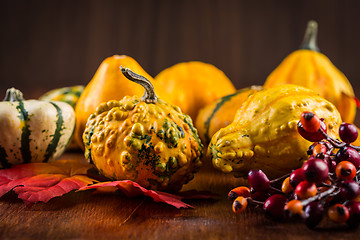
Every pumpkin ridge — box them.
[309,52,323,96]
[43,102,64,163]
[288,53,303,84]
[0,145,11,168]
[16,100,32,164]
[204,90,242,144]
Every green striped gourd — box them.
[195,86,263,145]
[39,85,84,149]
[0,88,76,168]
[39,85,84,108]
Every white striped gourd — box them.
[0,88,76,168]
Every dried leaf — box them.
[79,180,215,209]
[0,159,97,206]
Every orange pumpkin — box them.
[264,20,357,123]
[155,61,236,120]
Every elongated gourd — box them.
[0,88,75,168]
[83,68,203,191]
[264,20,356,123]
[208,84,342,179]
[75,55,158,150]
[195,86,263,145]
[155,61,236,120]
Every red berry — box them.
[297,120,327,142]
[300,111,321,133]
[312,143,327,157]
[340,180,360,200]
[248,169,270,192]
[339,123,358,143]
[328,204,350,223]
[304,201,324,229]
[289,168,305,187]
[228,186,251,201]
[281,177,294,194]
[263,194,288,220]
[302,157,329,184]
[250,189,270,202]
[232,196,248,214]
[295,181,317,199]
[336,147,360,169]
[336,161,357,180]
[284,200,303,216]
[345,201,360,228]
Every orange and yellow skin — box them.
[209,85,342,179]
[83,97,203,191]
[264,49,356,123]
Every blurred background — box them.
[1,0,359,119]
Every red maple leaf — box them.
[0,159,97,206]
[0,160,215,208]
[79,180,215,209]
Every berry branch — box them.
[229,111,360,229]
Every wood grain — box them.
[1,152,359,239]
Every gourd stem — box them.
[3,88,24,102]
[120,67,158,104]
[299,20,320,52]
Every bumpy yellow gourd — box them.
[195,86,263,145]
[155,61,236,120]
[83,68,203,191]
[264,20,356,123]
[208,84,342,179]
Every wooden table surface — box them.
[1,152,360,240]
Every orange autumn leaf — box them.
[0,159,98,206]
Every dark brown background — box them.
[1,0,359,109]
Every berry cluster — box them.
[228,111,360,229]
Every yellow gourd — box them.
[264,20,356,123]
[74,55,158,150]
[195,86,263,145]
[83,68,203,191]
[155,61,236,120]
[208,84,342,179]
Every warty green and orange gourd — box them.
[83,68,203,191]
[208,84,342,179]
